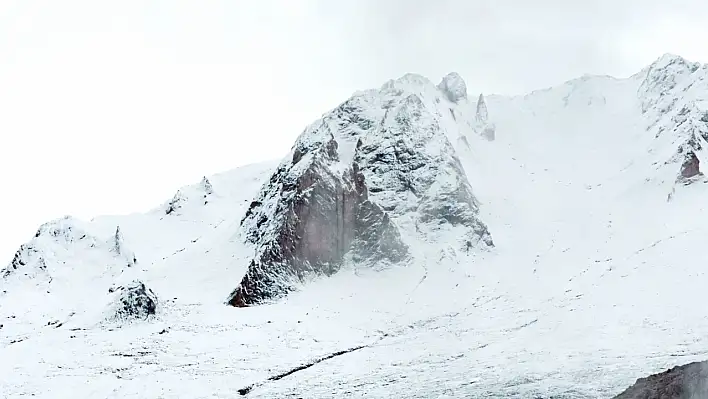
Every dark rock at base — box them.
[614,361,708,399]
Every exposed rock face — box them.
[106,280,158,322]
[228,134,407,307]
[614,361,708,399]
[437,72,468,103]
[679,150,702,180]
[475,93,489,124]
[353,93,493,247]
[228,72,493,306]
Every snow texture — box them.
[3,54,708,398]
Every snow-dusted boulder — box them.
[437,72,468,103]
[105,280,157,322]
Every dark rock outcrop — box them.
[4,243,44,277]
[107,281,158,322]
[228,134,407,307]
[614,361,708,399]
[679,150,702,180]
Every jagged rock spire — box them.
[165,190,185,215]
[113,226,124,255]
[201,176,213,195]
[111,225,136,267]
[200,176,214,205]
[476,93,489,124]
[474,93,495,141]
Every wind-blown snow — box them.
[3,54,708,398]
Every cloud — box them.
[0,0,707,262]
[311,0,708,93]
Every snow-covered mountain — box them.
[2,54,708,398]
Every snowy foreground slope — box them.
[3,54,708,398]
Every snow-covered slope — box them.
[3,54,708,398]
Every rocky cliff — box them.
[614,361,708,399]
[228,72,493,306]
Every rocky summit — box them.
[228,72,492,306]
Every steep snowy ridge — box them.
[638,54,708,189]
[3,55,708,398]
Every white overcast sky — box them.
[1,0,707,262]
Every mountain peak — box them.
[437,72,468,103]
[642,53,702,83]
[651,53,691,68]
